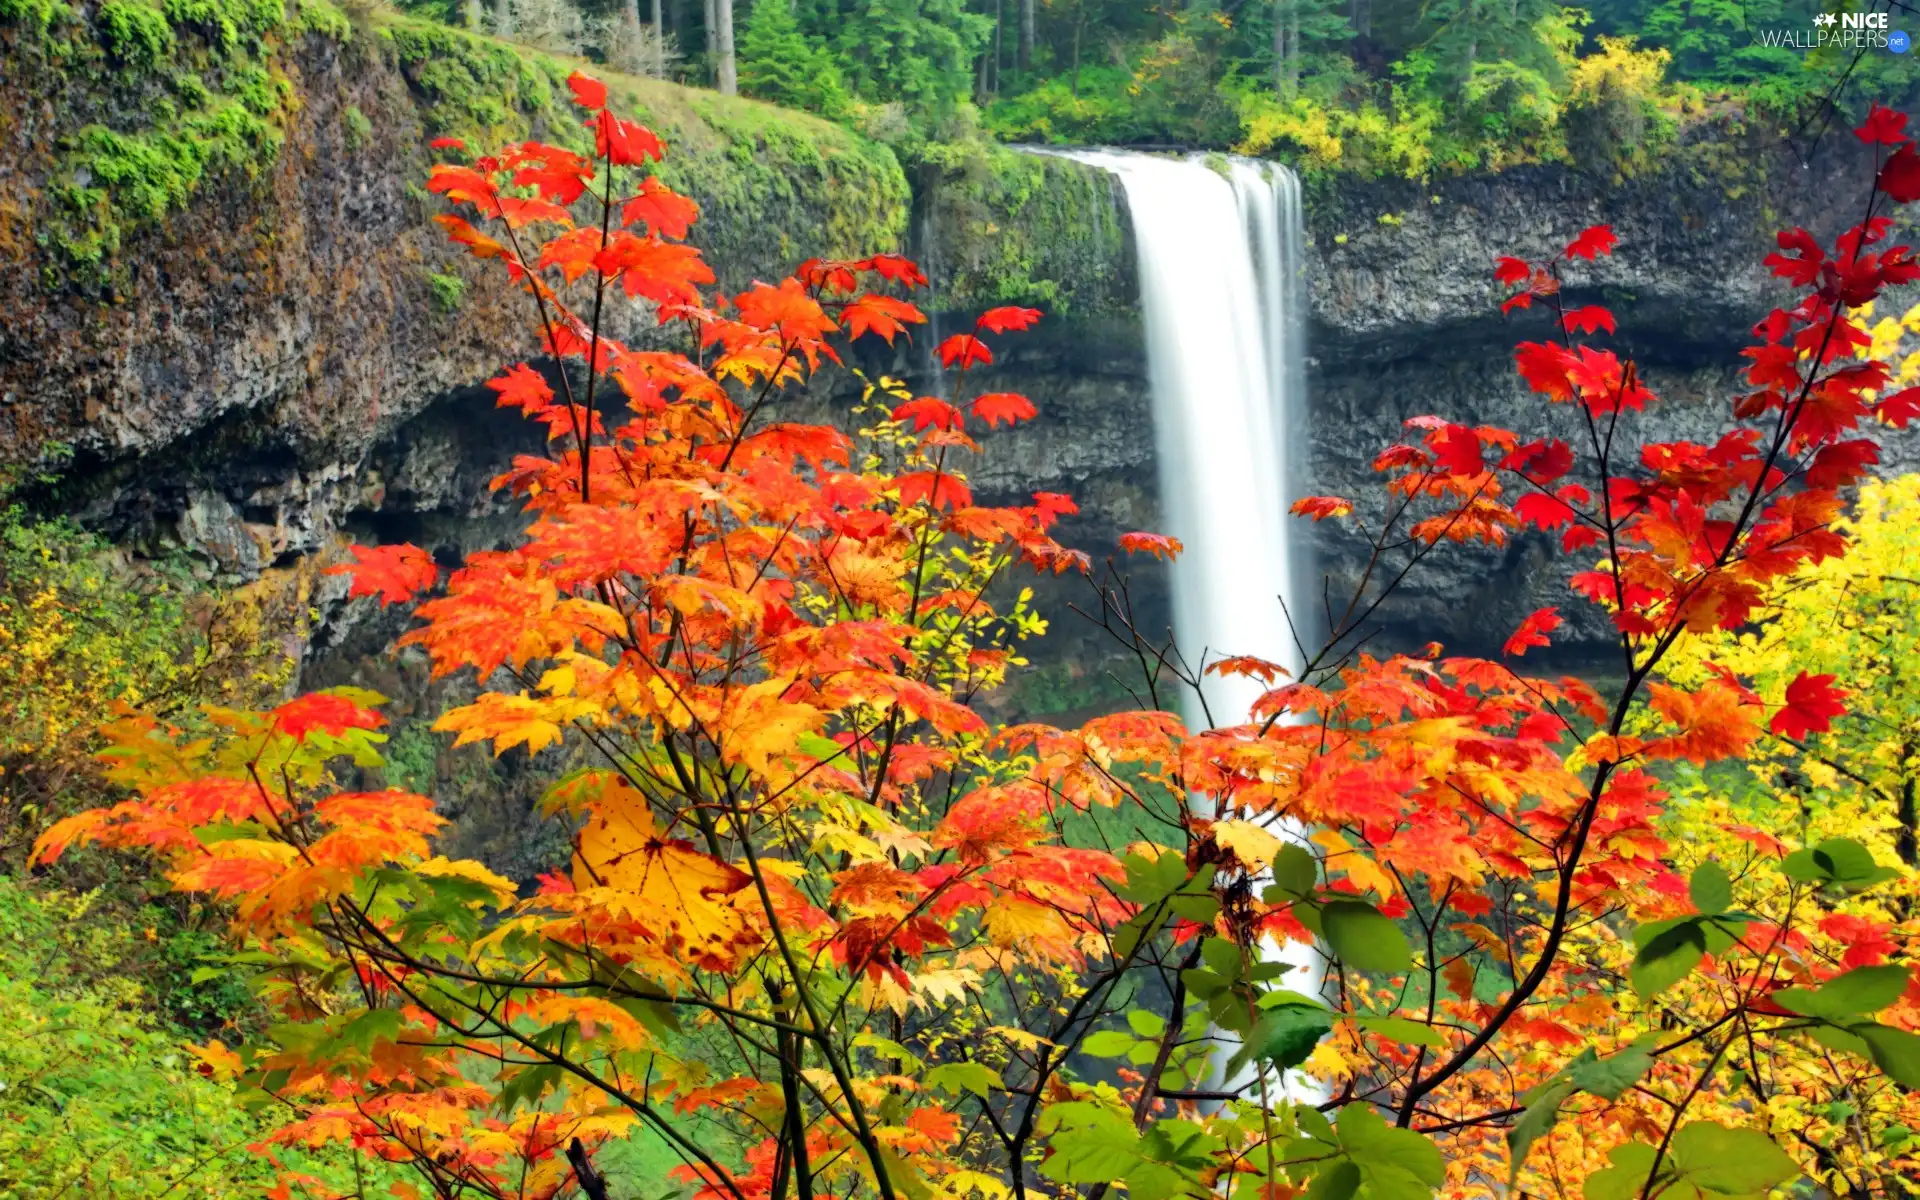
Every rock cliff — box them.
[2,4,904,581]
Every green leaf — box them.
[1630,917,1707,998]
[1200,936,1243,979]
[1036,1103,1144,1184]
[1304,1160,1359,1200]
[1353,1014,1445,1049]
[1322,899,1412,974]
[1272,843,1318,898]
[1246,1000,1333,1071]
[1812,837,1881,884]
[1082,1030,1137,1057]
[1116,851,1183,904]
[1569,1041,1657,1101]
[1583,1143,1665,1200]
[1669,1122,1798,1194]
[1128,1009,1168,1038]
[923,1061,1000,1099]
[1780,848,1831,884]
[1688,862,1732,916]
[1777,965,1911,1020]
[1857,1023,1920,1089]
[1506,1078,1575,1187]
[1336,1102,1444,1193]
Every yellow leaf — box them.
[415,855,517,904]
[435,691,601,756]
[574,796,759,969]
[987,1025,1053,1052]
[982,895,1071,950]
[1311,828,1396,898]
[719,677,821,783]
[1214,818,1283,870]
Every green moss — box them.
[10,0,911,289]
[924,141,1130,317]
[342,100,371,148]
[97,0,175,68]
[426,269,464,311]
[0,0,65,29]
[288,0,347,39]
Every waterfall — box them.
[1058,149,1321,1099]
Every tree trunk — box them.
[1272,0,1292,97]
[494,0,512,36]
[703,0,718,82]
[714,0,736,93]
[1349,0,1367,36]
[1017,0,1033,73]
[992,0,1002,94]
[621,0,643,72]
[1898,747,1916,868]
[464,0,482,30]
[653,0,666,75]
[1070,14,1083,95]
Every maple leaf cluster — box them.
[29,83,1920,1200]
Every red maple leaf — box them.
[1563,224,1619,261]
[1494,255,1532,284]
[972,392,1037,428]
[1502,438,1574,481]
[1503,607,1561,657]
[328,543,439,606]
[271,692,385,741]
[1856,102,1911,146]
[1879,144,1920,205]
[976,306,1042,334]
[896,472,972,510]
[893,397,963,433]
[1430,424,1484,475]
[595,111,664,167]
[1292,495,1354,520]
[567,71,608,110]
[938,334,993,369]
[867,254,928,288]
[1878,385,1920,427]
[1770,671,1848,740]
[621,177,699,239]
[1118,531,1183,560]
[843,294,925,344]
[1765,228,1825,287]
[1562,305,1616,336]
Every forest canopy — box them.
[395,0,1920,171]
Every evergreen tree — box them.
[739,0,852,117]
[832,0,992,122]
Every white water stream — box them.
[1056,150,1322,1101]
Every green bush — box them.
[0,877,386,1196]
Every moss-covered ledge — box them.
[917,142,1134,320]
[0,2,909,497]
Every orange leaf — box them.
[327,543,439,606]
[971,392,1036,428]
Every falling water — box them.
[1058,149,1320,1099]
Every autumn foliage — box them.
[33,83,1920,1199]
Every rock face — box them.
[914,117,1918,681]
[2,10,905,581]
[1299,122,1915,660]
